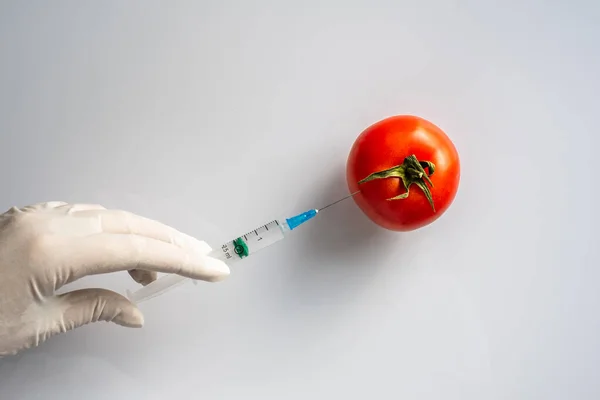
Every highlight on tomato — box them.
[346,115,460,231]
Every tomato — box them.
[346,115,460,231]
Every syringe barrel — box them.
[127,273,190,303]
[127,219,290,303]
[127,210,317,304]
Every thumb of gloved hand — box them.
[56,288,145,330]
[6,288,145,353]
[0,202,229,356]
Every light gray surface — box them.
[0,1,598,399]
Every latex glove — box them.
[0,201,230,356]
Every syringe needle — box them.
[317,190,361,212]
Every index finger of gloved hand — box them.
[21,201,68,211]
[57,233,229,285]
[76,209,211,254]
[56,203,107,213]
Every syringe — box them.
[127,192,359,303]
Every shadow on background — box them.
[271,163,403,311]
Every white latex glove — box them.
[0,201,230,356]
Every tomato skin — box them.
[346,115,460,231]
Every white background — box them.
[0,1,598,399]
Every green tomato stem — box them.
[357,154,436,212]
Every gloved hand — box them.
[0,201,229,356]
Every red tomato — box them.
[346,115,460,231]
